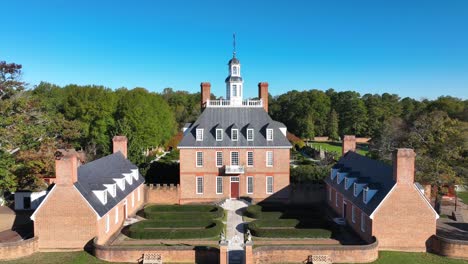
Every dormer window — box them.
[232,129,239,141]
[196,129,203,141]
[114,178,126,191]
[131,169,139,180]
[266,129,273,141]
[123,173,133,185]
[354,183,358,197]
[345,178,349,190]
[216,129,223,141]
[104,184,117,198]
[93,190,107,205]
[363,188,368,204]
[247,129,254,141]
[233,66,238,75]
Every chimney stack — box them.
[258,82,269,112]
[393,148,416,184]
[342,135,356,155]
[55,151,78,186]
[113,135,128,159]
[201,82,211,110]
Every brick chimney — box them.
[342,135,356,155]
[55,151,78,186]
[201,82,211,110]
[393,148,416,185]
[113,135,128,158]
[258,82,269,113]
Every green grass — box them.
[310,141,369,156]
[349,251,468,264]
[0,251,129,264]
[457,191,468,204]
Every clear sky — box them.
[2,0,467,99]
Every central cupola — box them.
[225,34,244,106]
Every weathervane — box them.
[233,33,236,58]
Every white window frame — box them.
[246,176,254,194]
[363,188,368,204]
[266,176,273,194]
[335,192,338,207]
[266,151,273,167]
[247,151,254,167]
[216,129,223,141]
[196,151,203,167]
[266,129,273,141]
[137,186,141,201]
[131,191,135,207]
[247,128,254,141]
[105,214,110,233]
[231,151,239,166]
[216,176,223,194]
[361,212,366,232]
[196,128,204,141]
[196,176,204,194]
[216,151,223,167]
[353,183,358,197]
[231,129,239,141]
[352,205,356,223]
[115,206,119,224]
[232,84,238,97]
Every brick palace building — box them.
[177,52,292,204]
[325,135,439,251]
[31,136,145,250]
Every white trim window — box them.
[266,176,273,194]
[196,151,203,167]
[231,151,239,166]
[247,151,254,167]
[216,129,223,141]
[352,205,356,223]
[216,151,223,167]
[266,129,273,141]
[196,129,204,141]
[216,177,223,194]
[137,187,141,201]
[361,212,366,232]
[247,176,254,194]
[105,214,110,233]
[115,206,119,224]
[196,177,204,194]
[131,192,135,207]
[335,192,338,207]
[353,183,358,197]
[231,129,239,141]
[363,188,368,204]
[247,129,254,141]
[266,151,273,167]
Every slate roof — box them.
[178,107,291,148]
[74,152,145,217]
[324,151,396,216]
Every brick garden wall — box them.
[432,235,468,260]
[252,239,379,264]
[93,240,219,263]
[145,184,180,204]
[0,236,38,261]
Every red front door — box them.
[231,177,240,199]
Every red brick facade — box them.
[179,148,290,204]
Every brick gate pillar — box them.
[245,241,253,264]
[219,241,228,264]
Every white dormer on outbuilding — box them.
[123,173,133,185]
[93,190,107,205]
[104,184,117,198]
[114,178,126,191]
[131,169,139,180]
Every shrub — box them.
[128,220,223,239]
[131,219,213,228]
[144,205,224,220]
[248,221,331,238]
[145,204,220,213]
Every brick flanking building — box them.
[177,53,291,204]
[325,136,438,251]
[31,136,145,250]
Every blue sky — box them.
[2,0,467,99]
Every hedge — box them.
[144,206,224,220]
[252,219,327,229]
[129,220,223,239]
[145,204,220,213]
[245,204,323,220]
[248,221,331,238]
[130,219,213,228]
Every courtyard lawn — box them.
[128,204,224,240]
[348,251,468,264]
[245,203,332,239]
[457,191,468,204]
[0,251,128,264]
[310,141,369,156]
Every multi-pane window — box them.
[216,129,223,141]
[216,151,223,167]
[231,129,239,141]
[196,151,203,167]
[361,212,366,232]
[352,205,356,223]
[196,177,204,194]
[105,214,110,233]
[231,152,239,166]
[247,129,254,141]
[115,206,119,224]
[233,66,238,75]
[131,192,135,207]
[196,129,203,141]
[266,151,273,167]
[247,176,254,194]
[216,177,223,194]
[247,151,254,167]
[266,129,273,141]
[232,85,238,96]
[353,183,358,197]
[266,176,273,194]
[363,189,368,204]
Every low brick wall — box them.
[145,184,179,204]
[432,235,468,260]
[0,236,38,260]
[94,239,219,263]
[253,239,379,264]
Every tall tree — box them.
[327,109,339,140]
